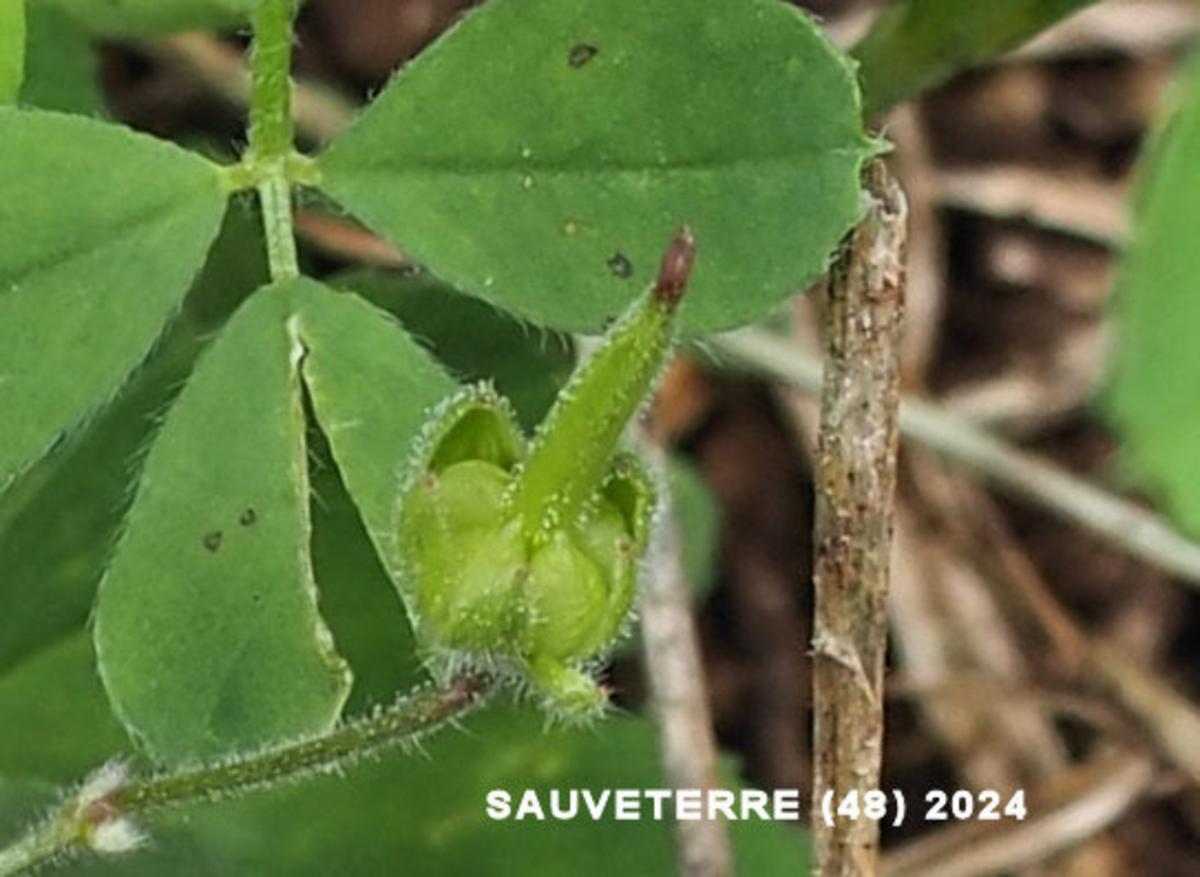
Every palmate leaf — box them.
[319,0,874,335]
[0,203,267,678]
[94,286,352,764]
[291,279,470,707]
[291,281,456,568]
[0,0,23,103]
[338,268,576,430]
[1108,55,1200,535]
[308,419,430,714]
[0,109,227,494]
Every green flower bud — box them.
[394,230,696,716]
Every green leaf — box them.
[339,268,575,429]
[853,0,1100,116]
[0,202,267,678]
[0,109,227,494]
[0,633,131,781]
[46,0,253,37]
[1109,54,1200,535]
[319,0,872,335]
[0,0,24,103]
[308,417,429,713]
[20,3,103,115]
[291,281,457,574]
[94,286,352,764]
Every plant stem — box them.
[0,675,491,877]
[638,442,733,877]
[257,172,300,280]
[0,820,73,877]
[118,674,489,809]
[248,0,300,281]
[249,0,296,161]
[151,34,353,145]
[810,161,907,877]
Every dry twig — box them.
[883,749,1157,877]
[640,479,735,877]
[970,500,1200,787]
[887,489,1069,789]
[884,105,944,388]
[716,329,1200,586]
[811,162,907,877]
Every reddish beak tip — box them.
[652,227,696,308]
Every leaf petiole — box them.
[0,675,491,876]
[247,0,301,281]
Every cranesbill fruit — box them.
[394,229,696,717]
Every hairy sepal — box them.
[394,232,692,717]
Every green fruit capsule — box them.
[394,229,696,716]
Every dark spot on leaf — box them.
[239,508,257,527]
[251,593,262,604]
[568,44,598,68]
[607,253,633,278]
[203,531,223,553]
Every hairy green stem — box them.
[0,819,73,877]
[248,0,300,281]
[257,170,300,279]
[249,0,297,160]
[0,676,491,877]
